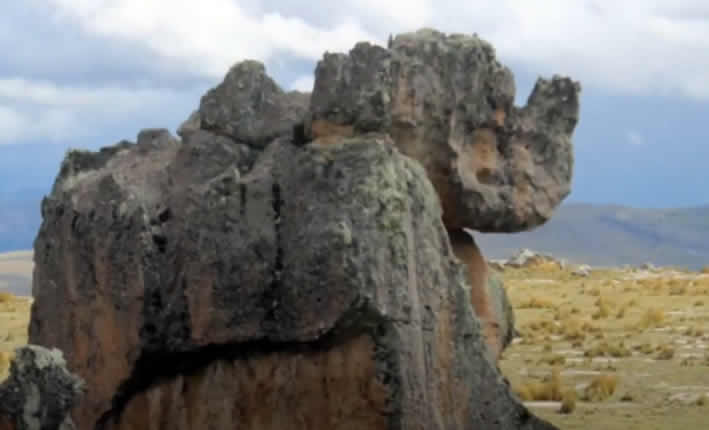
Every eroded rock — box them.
[0,345,84,430]
[31,131,557,429]
[199,60,310,147]
[28,27,570,430]
[307,28,580,232]
[448,229,515,362]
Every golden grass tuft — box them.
[701,266,709,274]
[519,297,557,309]
[592,302,611,320]
[698,394,708,407]
[615,305,627,318]
[656,344,675,360]
[585,341,631,358]
[540,354,566,366]
[637,308,665,330]
[515,369,565,402]
[583,374,618,402]
[559,389,577,414]
[0,351,12,380]
[634,343,655,355]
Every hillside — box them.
[478,203,709,269]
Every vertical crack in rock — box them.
[263,182,284,330]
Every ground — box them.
[1,251,708,429]
[499,261,709,429]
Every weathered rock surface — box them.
[487,271,516,352]
[199,60,310,147]
[307,28,580,232]
[0,345,84,430]
[31,131,556,429]
[448,229,515,362]
[27,27,571,430]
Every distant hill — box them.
[477,203,709,270]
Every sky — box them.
[0,0,708,208]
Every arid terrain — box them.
[1,250,708,429]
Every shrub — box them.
[638,308,665,329]
[559,390,577,414]
[656,345,675,360]
[583,374,618,402]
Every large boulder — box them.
[0,345,84,430]
[307,28,580,232]
[30,130,556,429]
[27,27,577,430]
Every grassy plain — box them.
[499,261,709,429]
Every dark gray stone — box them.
[199,60,310,147]
[31,132,557,429]
[0,345,84,430]
[307,28,580,233]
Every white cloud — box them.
[0,105,76,144]
[626,130,645,145]
[44,0,709,100]
[46,0,379,79]
[289,75,314,92]
[0,78,186,144]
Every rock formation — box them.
[0,345,84,430]
[27,28,579,429]
[307,28,580,233]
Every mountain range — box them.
[2,188,708,270]
[477,203,709,270]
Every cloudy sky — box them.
[1,0,708,208]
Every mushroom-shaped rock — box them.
[0,345,84,430]
[199,60,310,147]
[30,129,558,429]
[307,28,580,232]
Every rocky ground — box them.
[498,257,709,429]
[2,251,708,429]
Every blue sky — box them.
[0,0,708,208]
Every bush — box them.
[559,390,577,414]
[583,374,618,402]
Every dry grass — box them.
[656,344,675,360]
[515,368,565,402]
[500,261,709,429]
[583,374,619,402]
[0,351,12,380]
[585,341,631,358]
[519,297,557,309]
[638,308,665,329]
[559,389,577,414]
